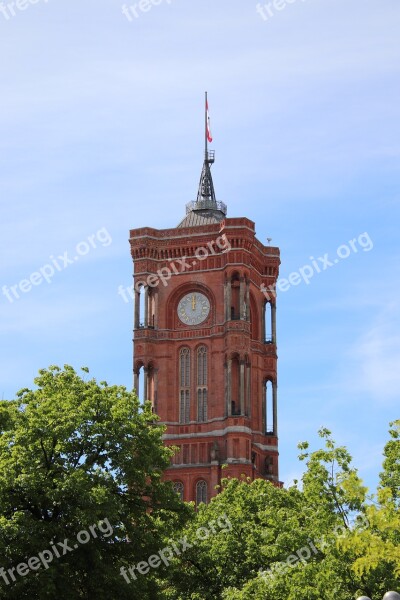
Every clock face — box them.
[177,292,210,326]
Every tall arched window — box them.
[135,364,145,402]
[197,346,208,422]
[231,355,241,415]
[147,364,155,411]
[196,480,208,506]
[179,348,190,423]
[147,288,155,328]
[264,380,274,434]
[173,481,184,501]
[230,274,240,320]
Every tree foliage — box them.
[162,427,400,600]
[0,365,190,599]
[0,366,398,600]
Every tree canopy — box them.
[160,426,400,600]
[0,365,190,599]
[0,365,398,600]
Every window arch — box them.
[197,346,208,386]
[231,355,241,415]
[197,389,207,422]
[196,480,208,506]
[134,284,156,329]
[263,301,272,343]
[264,379,274,434]
[230,273,240,320]
[179,348,190,423]
[197,346,208,422]
[173,481,184,501]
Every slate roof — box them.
[177,209,226,228]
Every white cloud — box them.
[346,303,400,402]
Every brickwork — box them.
[130,216,281,503]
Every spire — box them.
[177,93,227,228]
[196,150,217,205]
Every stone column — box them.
[134,289,140,329]
[224,280,228,321]
[246,280,250,321]
[144,287,149,327]
[227,359,232,416]
[271,302,277,345]
[246,362,251,417]
[273,381,278,436]
[240,360,245,415]
[154,369,158,413]
[133,370,139,396]
[154,291,159,329]
[143,367,148,401]
[226,279,232,321]
[262,301,266,342]
[239,277,245,320]
[224,362,228,416]
[210,442,220,499]
[210,463,220,498]
[262,380,266,433]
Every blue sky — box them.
[0,0,399,494]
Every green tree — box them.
[380,420,400,504]
[338,420,400,596]
[0,365,190,600]
[164,427,400,600]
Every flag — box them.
[206,99,213,143]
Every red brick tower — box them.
[130,112,280,504]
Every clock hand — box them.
[192,295,196,311]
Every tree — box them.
[163,427,400,600]
[380,420,400,504]
[0,365,190,600]
[338,420,400,597]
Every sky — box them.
[0,0,399,495]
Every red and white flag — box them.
[206,99,213,143]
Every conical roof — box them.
[177,151,227,228]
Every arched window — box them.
[173,481,184,501]
[263,301,272,343]
[196,480,208,506]
[179,348,190,423]
[231,356,241,415]
[134,284,157,329]
[230,274,240,320]
[197,346,208,422]
[265,380,274,434]
[136,364,145,402]
[139,285,146,327]
[197,346,207,386]
[197,389,208,422]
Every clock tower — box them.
[130,116,281,504]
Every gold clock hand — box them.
[192,294,196,311]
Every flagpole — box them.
[205,91,208,160]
